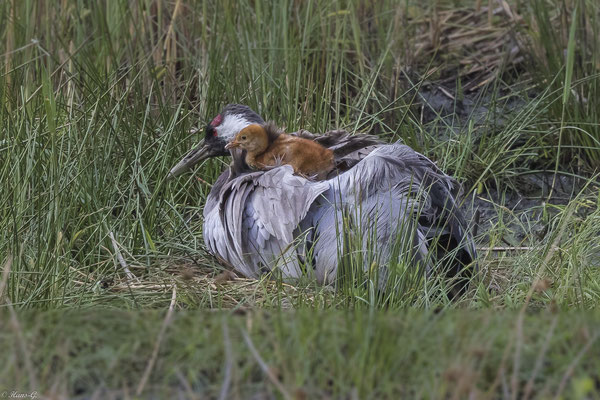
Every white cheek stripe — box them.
[218,115,251,142]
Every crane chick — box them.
[225,123,335,180]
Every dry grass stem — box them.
[136,285,177,395]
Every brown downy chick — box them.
[225,123,335,180]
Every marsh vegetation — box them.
[1,0,599,397]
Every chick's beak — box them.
[168,139,214,179]
[224,141,239,150]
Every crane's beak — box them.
[168,139,216,179]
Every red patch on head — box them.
[210,114,223,127]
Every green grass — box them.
[523,0,600,166]
[1,0,600,397]
[1,310,599,399]
[1,0,598,309]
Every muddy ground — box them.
[417,84,587,247]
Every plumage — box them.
[169,104,477,292]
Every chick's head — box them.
[225,124,268,153]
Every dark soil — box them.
[416,82,587,245]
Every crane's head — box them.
[168,104,264,178]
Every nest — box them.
[108,263,327,309]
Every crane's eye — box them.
[241,136,246,140]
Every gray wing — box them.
[307,143,431,285]
[204,170,235,265]
[294,129,382,158]
[212,165,329,278]
[309,142,476,287]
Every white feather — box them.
[217,114,252,142]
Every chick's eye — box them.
[241,136,246,140]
